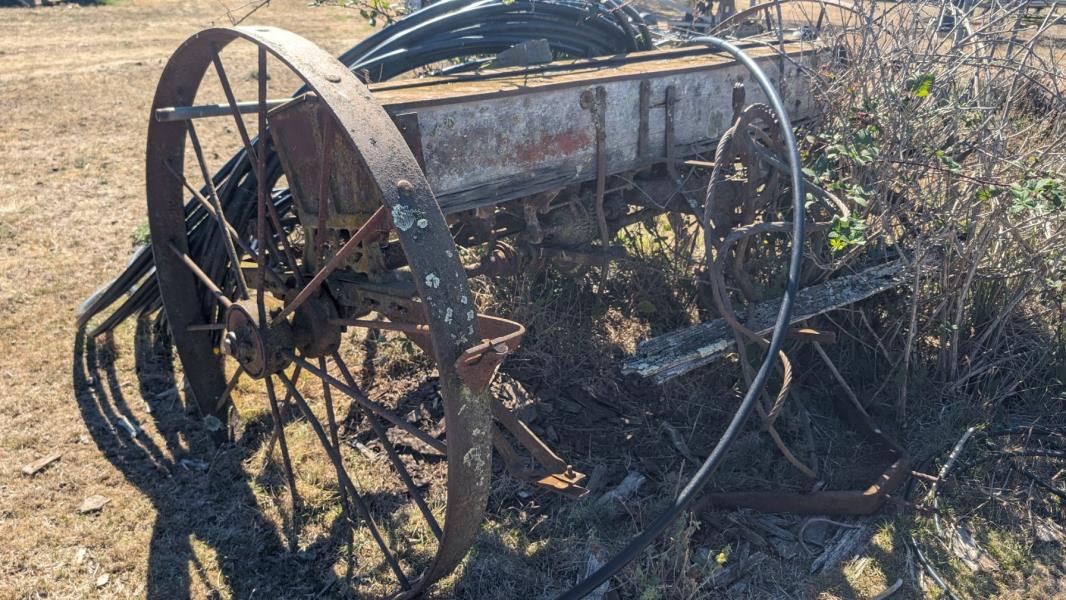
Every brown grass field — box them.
[1,1,1065,599]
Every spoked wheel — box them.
[147,26,511,598]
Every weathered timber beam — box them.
[621,259,912,384]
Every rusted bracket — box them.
[638,79,651,159]
[582,86,611,263]
[492,403,588,499]
[665,84,679,182]
[454,315,526,394]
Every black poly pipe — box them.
[557,35,807,599]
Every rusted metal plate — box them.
[363,42,825,215]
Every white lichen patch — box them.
[445,307,453,324]
[416,218,429,229]
[460,295,468,304]
[391,204,416,231]
[424,273,441,288]
[466,310,475,321]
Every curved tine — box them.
[275,370,412,590]
[317,356,356,578]
[330,351,444,541]
[284,350,447,454]
[186,120,249,299]
[263,364,302,463]
[166,241,232,309]
[265,375,301,553]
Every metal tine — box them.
[276,370,412,590]
[186,121,250,299]
[265,375,302,553]
[330,351,444,541]
[285,351,447,454]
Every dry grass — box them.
[2,2,1065,600]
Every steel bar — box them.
[214,368,244,412]
[330,319,430,335]
[255,47,269,326]
[211,46,259,168]
[265,375,301,552]
[155,98,290,122]
[318,356,356,575]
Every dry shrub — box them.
[789,1,1066,417]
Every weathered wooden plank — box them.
[621,260,911,384]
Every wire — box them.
[556,35,806,599]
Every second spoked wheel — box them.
[147,26,504,598]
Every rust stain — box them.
[514,128,592,165]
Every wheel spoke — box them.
[264,364,302,463]
[163,159,286,288]
[255,46,269,326]
[186,120,250,299]
[166,241,232,309]
[276,371,412,590]
[211,46,258,169]
[214,367,243,413]
[265,375,302,553]
[319,356,355,579]
[284,350,447,454]
[331,351,443,541]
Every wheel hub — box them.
[222,301,294,379]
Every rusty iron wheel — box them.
[146,26,493,598]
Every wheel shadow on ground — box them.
[71,318,353,599]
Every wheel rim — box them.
[146,26,492,597]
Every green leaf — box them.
[906,73,935,97]
[828,215,867,251]
[934,150,962,172]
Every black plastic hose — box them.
[557,35,807,599]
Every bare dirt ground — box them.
[0,3,372,597]
[2,2,1064,600]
